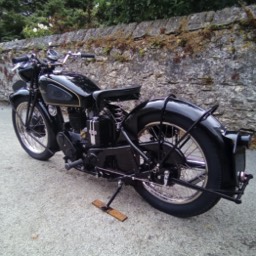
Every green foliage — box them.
[0,0,96,42]
[0,11,25,41]
[95,0,190,25]
[95,0,255,25]
[22,22,52,39]
[0,0,255,42]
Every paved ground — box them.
[0,103,255,256]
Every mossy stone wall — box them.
[0,4,256,133]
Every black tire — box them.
[12,97,56,160]
[133,114,222,218]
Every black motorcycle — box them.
[9,49,253,220]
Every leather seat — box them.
[92,85,141,109]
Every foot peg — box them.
[65,158,83,170]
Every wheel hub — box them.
[149,164,181,186]
[141,142,185,186]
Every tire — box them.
[12,97,56,160]
[133,114,222,218]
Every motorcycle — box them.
[9,48,253,220]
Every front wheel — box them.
[12,97,56,160]
[133,115,222,218]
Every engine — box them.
[57,107,116,161]
[67,107,115,147]
[56,105,136,174]
[87,115,115,147]
[67,107,87,133]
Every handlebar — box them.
[12,51,95,68]
[80,53,95,58]
[62,51,95,63]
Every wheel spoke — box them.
[187,173,206,185]
[138,121,208,204]
[15,102,49,154]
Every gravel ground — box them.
[0,104,255,256]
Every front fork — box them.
[24,89,40,129]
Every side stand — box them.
[92,181,128,222]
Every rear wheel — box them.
[133,115,222,217]
[12,97,56,160]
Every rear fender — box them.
[123,98,236,189]
[124,98,225,139]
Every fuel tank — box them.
[39,72,100,107]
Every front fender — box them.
[9,88,54,125]
[9,88,30,104]
[9,88,62,151]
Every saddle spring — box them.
[106,103,126,130]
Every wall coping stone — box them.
[0,4,255,51]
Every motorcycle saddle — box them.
[92,85,141,109]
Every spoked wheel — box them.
[12,97,55,160]
[133,116,222,217]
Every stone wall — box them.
[0,4,256,131]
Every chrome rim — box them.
[138,122,208,204]
[15,102,49,154]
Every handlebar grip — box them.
[80,53,95,59]
[12,55,29,64]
